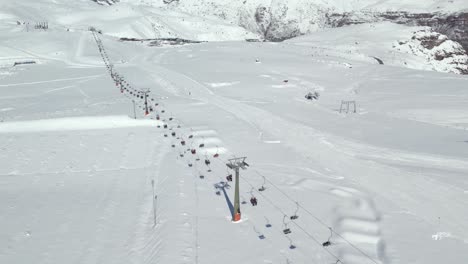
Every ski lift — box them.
[290,202,299,220]
[322,227,333,247]
[191,149,196,154]
[213,146,220,158]
[250,197,258,206]
[253,226,266,240]
[287,236,296,249]
[215,190,221,196]
[265,217,272,228]
[282,215,291,234]
[226,174,233,182]
[205,159,211,166]
[248,187,258,206]
[258,175,266,192]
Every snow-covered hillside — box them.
[289,22,468,74]
[1,1,468,264]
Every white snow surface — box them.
[1,1,468,264]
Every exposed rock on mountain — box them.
[395,28,468,74]
[91,0,120,5]
[327,11,468,53]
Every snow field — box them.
[1,2,468,263]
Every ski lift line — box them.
[93,31,349,264]
[239,175,342,264]
[252,169,380,264]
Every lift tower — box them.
[226,157,249,222]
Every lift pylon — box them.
[226,157,249,222]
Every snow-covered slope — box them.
[1,2,468,264]
[289,22,468,74]
[0,0,258,41]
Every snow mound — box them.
[0,115,161,133]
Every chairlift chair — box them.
[258,175,267,192]
[290,202,300,220]
[322,227,333,247]
[205,159,211,166]
[226,174,233,182]
[282,215,292,234]
[250,197,258,206]
[181,140,186,146]
[191,149,196,154]
[213,146,220,158]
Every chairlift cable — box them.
[253,169,380,264]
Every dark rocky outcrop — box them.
[120,37,203,46]
[91,0,119,5]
